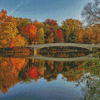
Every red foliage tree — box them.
[56,29,64,43]
[43,19,58,29]
[45,19,58,26]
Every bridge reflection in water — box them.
[4,43,99,61]
[25,43,100,61]
[27,54,99,62]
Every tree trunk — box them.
[28,38,32,45]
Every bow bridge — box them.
[25,43,100,51]
[2,43,100,61]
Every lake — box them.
[0,47,100,100]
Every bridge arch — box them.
[25,43,100,53]
[28,43,93,51]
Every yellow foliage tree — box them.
[0,9,18,48]
[37,28,45,44]
[92,24,100,43]
[62,18,82,43]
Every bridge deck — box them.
[25,43,100,51]
[2,43,100,51]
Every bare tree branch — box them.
[81,0,100,26]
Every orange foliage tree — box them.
[22,24,37,44]
[75,28,84,43]
[9,34,28,48]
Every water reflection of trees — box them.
[0,56,100,98]
[39,47,91,58]
[0,57,29,93]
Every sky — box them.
[0,0,94,26]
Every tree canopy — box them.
[81,0,100,26]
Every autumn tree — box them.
[81,0,100,26]
[9,34,28,48]
[21,24,37,45]
[61,18,82,43]
[74,28,84,43]
[55,29,64,43]
[60,25,68,42]
[47,32,54,43]
[43,19,58,29]
[15,17,31,35]
[83,27,93,43]
[43,19,58,43]
[43,24,50,43]
[75,27,93,44]
[37,28,45,44]
[0,9,18,48]
[33,20,45,44]
[91,24,100,43]
[33,20,44,29]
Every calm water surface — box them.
[0,48,100,100]
[0,73,86,100]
